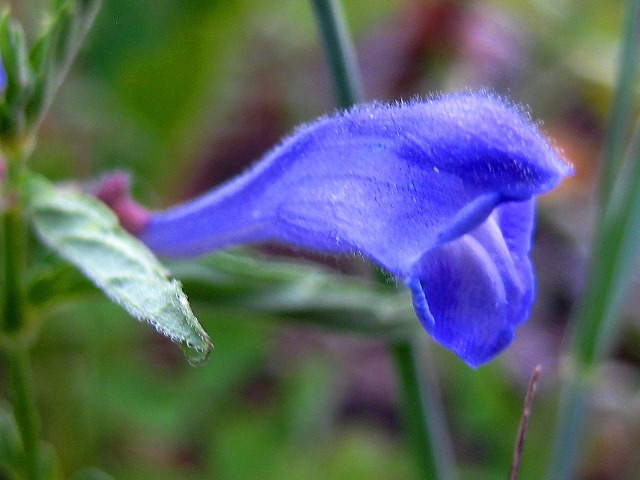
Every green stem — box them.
[391,340,459,480]
[1,153,39,479]
[310,0,364,108]
[2,209,26,333]
[1,148,27,331]
[5,346,41,480]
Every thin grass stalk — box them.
[392,340,459,480]
[309,0,363,108]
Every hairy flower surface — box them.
[137,92,571,367]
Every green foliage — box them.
[25,174,212,364]
[170,253,415,336]
[0,0,100,148]
[1,0,640,479]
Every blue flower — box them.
[135,92,571,367]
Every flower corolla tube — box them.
[130,92,571,367]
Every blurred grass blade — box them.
[24,174,212,365]
[572,118,640,365]
[547,3,640,477]
[546,375,590,480]
[598,0,640,205]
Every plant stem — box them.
[2,207,27,333]
[5,346,41,480]
[1,147,28,334]
[1,152,39,479]
[391,339,459,480]
[509,365,541,480]
[310,0,364,108]
[1,212,40,480]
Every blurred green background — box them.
[3,0,640,479]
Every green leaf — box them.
[24,174,212,364]
[170,252,416,337]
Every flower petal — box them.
[407,199,535,367]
